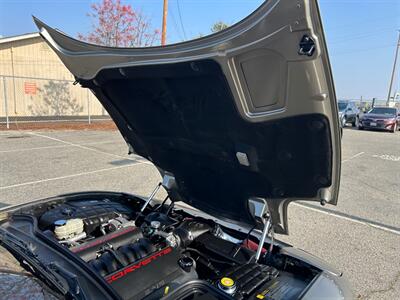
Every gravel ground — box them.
[0,127,399,299]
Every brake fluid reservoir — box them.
[54,218,84,240]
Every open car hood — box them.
[33,0,341,234]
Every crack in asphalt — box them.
[356,177,399,198]
[361,271,400,299]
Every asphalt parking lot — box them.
[0,127,399,299]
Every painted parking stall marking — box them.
[0,162,148,190]
[341,151,364,163]
[372,154,400,162]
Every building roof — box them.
[0,32,40,45]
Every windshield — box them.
[338,102,347,111]
[368,107,396,116]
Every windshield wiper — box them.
[0,230,86,300]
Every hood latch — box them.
[298,35,316,57]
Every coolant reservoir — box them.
[54,218,84,240]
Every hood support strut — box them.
[140,173,178,213]
[140,182,162,213]
[255,212,273,262]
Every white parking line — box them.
[0,162,151,190]
[27,132,138,162]
[372,154,400,162]
[342,151,364,163]
[3,131,397,237]
[0,140,119,153]
[294,203,400,236]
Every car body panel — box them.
[301,272,352,300]
[359,107,399,131]
[0,191,352,299]
[338,101,359,126]
[0,213,119,299]
[33,0,341,235]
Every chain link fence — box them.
[2,76,398,130]
[0,75,109,129]
[342,99,400,113]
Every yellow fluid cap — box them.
[220,277,235,287]
[164,286,169,295]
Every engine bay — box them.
[13,193,320,300]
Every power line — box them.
[169,8,184,41]
[330,43,397,56]
[324,13,400,32]
[176,0,187,41]
[329,28,395,44]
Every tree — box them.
[29,81,83,116]
[211,21,229,33]
[78,0,160,47]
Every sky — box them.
[0,0,399,100]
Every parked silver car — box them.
[0,1,351,299]
[338,101,359,127]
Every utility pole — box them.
[161,0,168,46]
[386,30,400,106]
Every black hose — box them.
[182,247,235,266]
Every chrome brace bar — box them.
[140,182,162,213]
[255,217,272,262]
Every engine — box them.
[36,198,316,300]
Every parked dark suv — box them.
[338,101,359,127]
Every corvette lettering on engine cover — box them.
[105,247,173,284]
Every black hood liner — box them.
[81,60,332,225]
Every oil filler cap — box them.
[218,277,236,295]
[178,256,194,272]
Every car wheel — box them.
[391,123,397,133]
[353,116,359,127]
[341,116,347,127]
[357,118,363,130]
